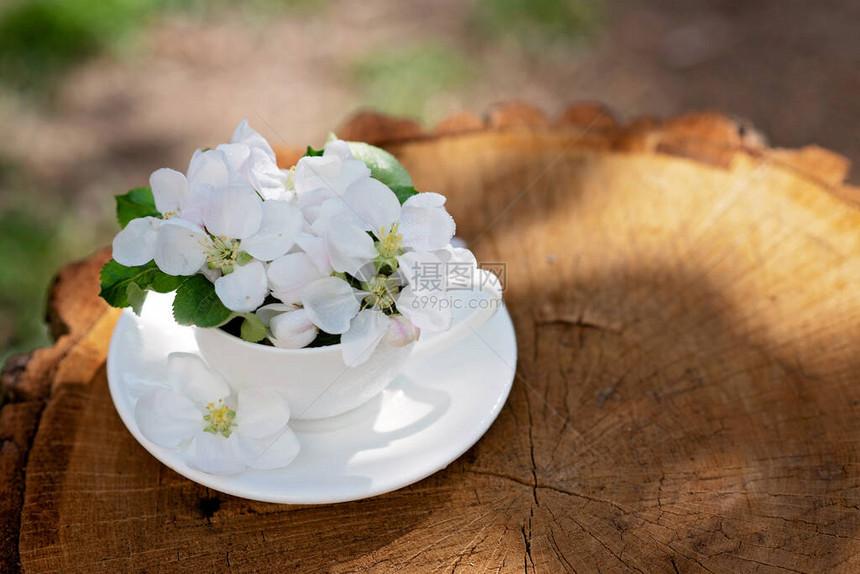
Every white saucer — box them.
[106,291,517,504]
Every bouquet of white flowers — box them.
[101,120,480,367]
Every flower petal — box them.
[300,276,360,335]
[181,183,212,227]
[341,309,390,367]
[399,192,456,252]
[325,218,377,275]
[241,200,302,261]
[124,373,169,399]
[187,148,230,188]
[112,216,159,266]
[268,307,318,349]
[215,142,251,178]
[293,154,370,197]
[154,219,208,276]
[293,155,342,196]
[432,245,478,289]
[396,250,445,290]
[184,432,246,475]
[267,252,325,305]
[234,388,290,439]
[341,177,401,232]
[295,232,332,274]
[248,147,288,200]
[232,427,300,470]
[385,315,420,347]
[297,187,336,223]
[396,284,453,332]
[204,184,263,240]
[135,388,201,448]
[165,352,230,405]
[256,302,295,325]
[323,139,354,161]
[150,168,189,215]
[231,119,277,164]
[403,190,446,209]
[214,260,268,312]
[309,197,348,236]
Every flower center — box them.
[362,274,400,312]
[375,223,403,262]
[203,399,236,438]
[203,235,242,274]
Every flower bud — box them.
[385,315,420,347]
[261,306,318,349]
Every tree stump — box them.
[3,102,860,573]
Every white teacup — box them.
[194,269,503,420]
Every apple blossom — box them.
[133,353,300,474]
[103,123,492,366]
[293,139,371,222]
[151,185,301,312]
[312,170,456,276]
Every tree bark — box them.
[3,102,860,572]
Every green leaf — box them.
[346,141,413,188]
[172,274,233,328]
[304,145,324,157]
[239,313,267,343]
[391,185,419,205]
[126,282,147,315]
[99,259,185,308]
[115,187,159,228]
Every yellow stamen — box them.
[376,223,403,260]
[363,274,399,311]
[203,399,236,437]
[202,235,241,272]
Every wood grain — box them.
[3,102,859,573]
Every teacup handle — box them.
[410,268,503,361]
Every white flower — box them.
[340,308,421,366]
[255,299,419,362]
[270,177,460,360]
[111,125,480,365]
[153,187,302,312]
[112,119,293,269]
[110,165,211,267]
[133,353,300,475]
[298,268,422,365]
[297,182,457,351]
[316,180,456,276]
[187,120,288,201]
[229,119,290,200]
[256,303,319,349]
[293,140,371,224]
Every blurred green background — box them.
[0,0,858,363]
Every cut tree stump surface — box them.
[3,102,860,573]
